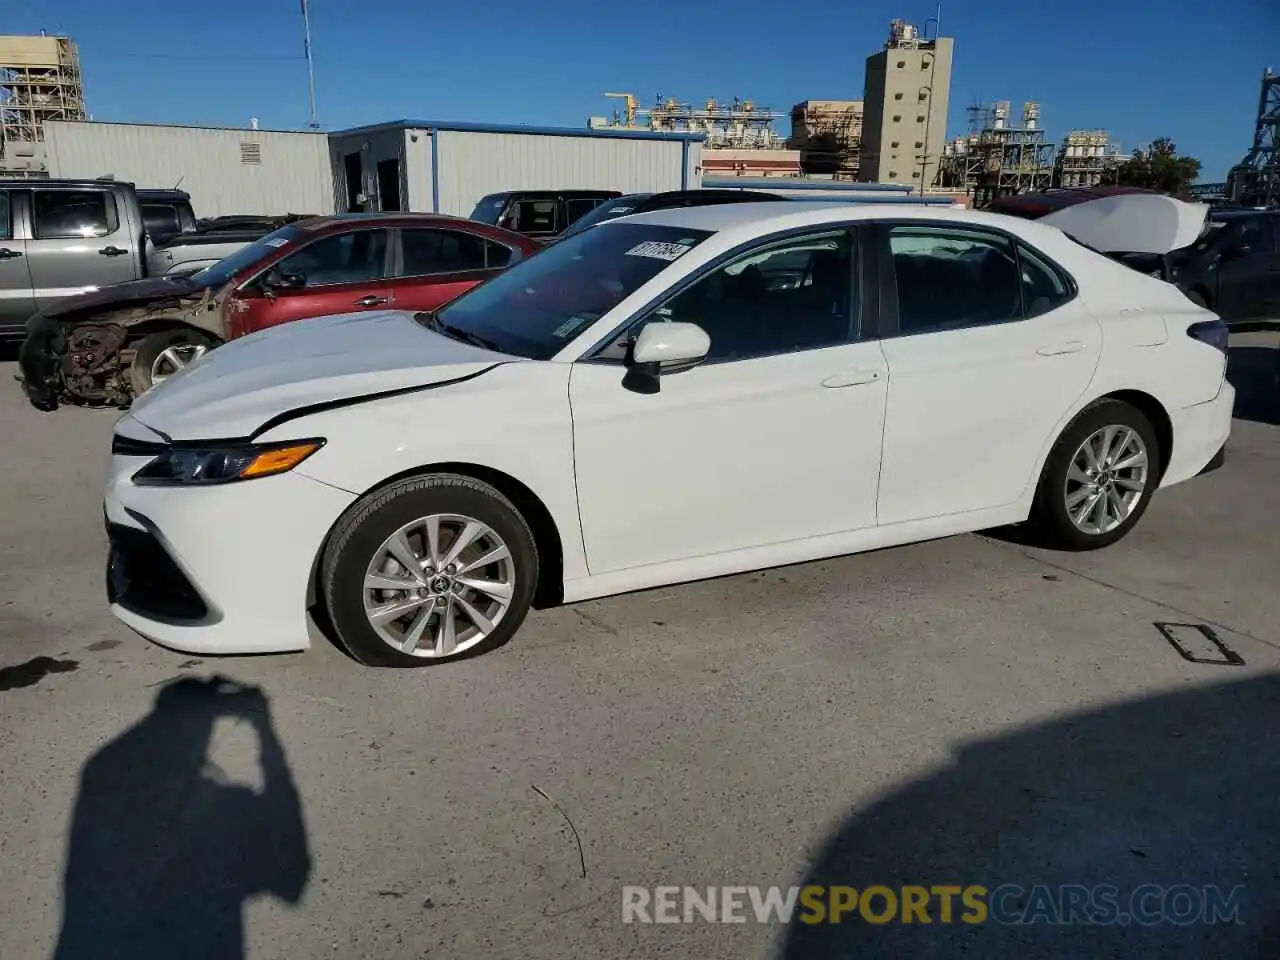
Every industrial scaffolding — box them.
[594,93,788,149]
[789,100,863,179]
[937,101,1055,205]
[1056,130,1127,188]
[1227,67,1280,208]
[0,34,85,177]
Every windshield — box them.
[557,195,652,240]
[187,224,305,289]
[469,195,509,225]
[432,222,713,360]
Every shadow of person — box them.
[780,674,1280,959]
[1227,343,1280,426]
[53,676,311,960]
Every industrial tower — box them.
[0,34,86,176]
[1227,68,1280,208]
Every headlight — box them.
[132,439,325,486]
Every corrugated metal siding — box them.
[401,129,434,212]
[433,131,687,217]
[685,142,703,190]
[43,121,334,217]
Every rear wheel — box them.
[321,473,539,667]
[1029,399,1161,551]
[129,328,216,395]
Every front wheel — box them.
[1029,399,1161,551]
[321,474,539,667]
[129,328,216,395]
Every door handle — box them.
[1036,341,1086,357]
[354,295,388,307]
[99,245,127,257]
[821,370,882,388]
[0,247,22,259]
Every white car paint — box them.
[104,202,1235,657]
[1040,193,1211,255]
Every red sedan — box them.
[219,213,542,339]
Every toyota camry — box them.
[103,202,1234,667]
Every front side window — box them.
[276,229,388,287]
[889,225,1022,335]
[398,228,489,276]
[33,190,117,239]
[0,190,10,241]
[650,230,856,363]
[1239,219,1277,256]
[433,222,712,360]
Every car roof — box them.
[290,211,542,250]
[621,200,1049,237]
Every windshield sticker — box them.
[608,206,634,214]
[625,241,693,262]
[552,314,599,339]
[264,238,290,248]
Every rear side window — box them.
[399,228,489,275]
[0,190,10,241]
[33,190,118,240]
[565,197,604,225]
[142,203,182,237]
[1240,218,1276,255]
[888,225,1022,335]
[1016,243,1073,318]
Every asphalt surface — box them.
[1,332,1278,960]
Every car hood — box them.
[43,275,204,319]
[127,310,512,441]
[1040,194,1211,255]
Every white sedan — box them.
[103,201,1234,667]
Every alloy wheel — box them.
[1064,425,1150,536]
[150,343,208,384]
[362,513,515,658]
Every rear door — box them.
[0,187,34,334]
[26,187,140,309]
[231,227,393,336]
[873,220,1101,525]
[388,226,517,312]
[1215,217,1277,321]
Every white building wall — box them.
[432,131,692,217]
[42,121,334,217]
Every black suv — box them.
[555,189,788,241]
[469,190,621,241]
[1165,208,1280,325]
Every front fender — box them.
[270,361,589,581]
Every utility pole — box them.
[302,0,320,129]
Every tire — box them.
[129,327,216,395]
[1029,398,1162,551]
[321,473,539,667]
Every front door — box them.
[232,227,393,337]
[0,188,33,333]
[570,227,889,575]
[874,221,1101,525]
[388,227,506,313]
[26,187,141,310]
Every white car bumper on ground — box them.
[1161,380,1236,488]
[103,454,356,655]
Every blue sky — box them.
[8,0,1277,182]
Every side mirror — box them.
[621,321,711,395]
[263,267,306,291]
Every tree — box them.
[1115,138,1202,195]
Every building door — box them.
[376,158,402,212]
[344,152,364,212]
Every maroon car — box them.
[20,213,541,410]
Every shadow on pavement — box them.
[781,674,1280,959]
[1228,344,1280,427]
[53,676,311,960]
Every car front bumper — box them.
[1160,380,1236,489]
[104,447,357,656]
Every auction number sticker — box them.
[625,241,692,262]
[264,238,291,248]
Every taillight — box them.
[1187,318,1229,354]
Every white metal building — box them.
[41,120,334,217]
[326,120,704,217]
